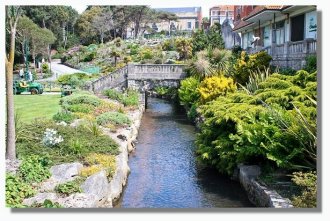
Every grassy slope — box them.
[14,95,61,123]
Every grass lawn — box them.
[14,94,62,123]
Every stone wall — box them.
[238,165,294,208]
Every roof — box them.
[243,5,290,21]
[155,7,201,14]
[232,20,253,31]
[219,5,235,11]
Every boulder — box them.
[58,193,102,208]
[50,162,83,182]
[23,193,58,206]
[81,170,109,199]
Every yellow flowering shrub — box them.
[198,75,236,103]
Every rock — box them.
[23,193,58,206]
[50,162,83,182]
[81,170,109,199]
[58,193,101,208]
[117,134,127,141]
[6,159,21,174]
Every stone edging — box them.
[238,165,294,208]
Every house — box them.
[209,5,235,26]
[152,7,202,33]
[233,5,317,70]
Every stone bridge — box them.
[89,64,187,93]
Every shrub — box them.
[53,110,76,123]
[83,52,96,62]
[6,174,36,207]
[303,55,317,73]
[103,89,124,101]
[96,112,131,126]
[162,39,175,51]
[55,178,84,196]
[60,93,101,107]
[195,71,317,174]
[67,103,95,113]
[198,75,237,103]
[191,29,208,54]
[41,63,49,73]
[18,155,51,183]
[175,37,193,60]
[178,77,200,108]
[233,51,272,84]
[139,48,153,60]
[122,90,139,106]
[291,171,317,208]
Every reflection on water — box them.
[117,98,253,208]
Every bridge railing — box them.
[90,65,128,93]
[89,64,187,93]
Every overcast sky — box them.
[70,0,223,18]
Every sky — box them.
[69,0,223,18]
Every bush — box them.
[6,174,36,208]
[162,39,176,51]
[53,110,76,123]
[96,112,131,126]
[103,89,139,107]
[198,75,237,103]
[233,51,272,84]
[195,70,317,175]
[67,103,95,113]
[303,55,317,73]
[139,48,153,60]
[178,76,200,108]
[41,63,49,73]
[55,178,83,196]
[175,37,193,60]
[60,93,101,107]
[103,89,123,101]
[83,52,96,62]
[18,155,51,183]
[291,171,317,208]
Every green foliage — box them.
[191,29,208,54]
[56,73,93,88]
[139,48,153,60]
[67,103,95,113]
[175,37,192,60]
[18,155,51,183]
[84,153,117,179]
[207,23,225,50]
[233,51,272,84]
[303,55,317,73]
[53,110,77,123]
[6,174,36,208]
[55,178,84,196]
[195,70,317,174]
[60,92,101,108]
[16,119,119,165]
[103,89,139,106]
[162,39,176,51]
[178,77,200,108]
[41,63,49,73]
[291,171,317,208]
[242,67,271,94]
[96,112,131,126]
[155,86,169,96]
[198,75,237,103]
[31,199,63,208]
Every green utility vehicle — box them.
[13,39,44,95]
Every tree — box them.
[208,23,225,49]
[75,6,103,45]
[157,11,178,36]
[91,10,114,44]
[128,6,150,38]
[5,6,22,160]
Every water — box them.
[117,98,253,208]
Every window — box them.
[291,14,305,41]
[272,21,285,44]
[187,22,192,29]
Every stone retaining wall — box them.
[238,165,294,208]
